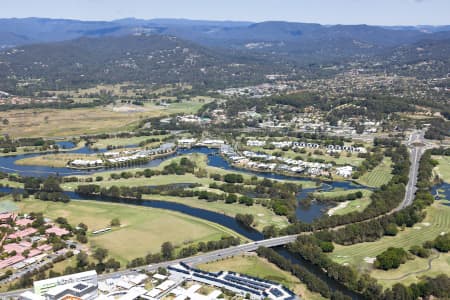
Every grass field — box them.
[371,252,450,288]
[0,198,19,213]
[62,173,212,191]
[198,255,325,300]
[314,189,372,216]
[90,136,165,149]
[433,155,450,183]
[332,198,371,215]
[141,194,289,231]
[0,179,24,189]
[15,153,99,168]
[0,107,161,138]
[357,157,393,187]
[0,98,206,138]
[12,197,243,264]
[329,199,450,287]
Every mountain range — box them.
[0,18,449,90]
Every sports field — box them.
[13,197,243,264]
[433,155,450,183]
[357,157,393,187]
[198,255,325,300]
[329,199,450,287]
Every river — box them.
[0,142,374,298]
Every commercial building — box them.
[32,270,98,297]
[168,262,299,300]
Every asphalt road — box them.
[395,131,426,211]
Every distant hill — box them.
[1,18,450,91]
[0,34,294,90]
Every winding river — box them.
[0,142,376,298]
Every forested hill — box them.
[0,34,294,90]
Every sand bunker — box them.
[364,257,376,264]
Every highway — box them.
[395,130,426,211]
[0,132,427,299]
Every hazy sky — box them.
[0,0,449,25]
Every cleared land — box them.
[198,255,325,300]
[330,199,450,287]
[14,197,243,264]
[0,179,24,189]
[0,98,207,138]
[15,153,98,168]
[433,155,450,183]
[357,157,393,187]
[90,135,170,149]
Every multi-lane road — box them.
[395,130,426,211]
[0,132,429,299]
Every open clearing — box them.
[433,155,450,183]
[0,107,159,138]
[90,135,168,149]
[330,199,450,287]
[198,255,325,300]
[319,190,373,216]
[0,98,207,138]
[357,157,393,187]
[13,197,242,264]
[15,153,98,168]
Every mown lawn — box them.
[142,194,289,231]
[329,199,450,287]
[433,155,450,183]
[198,255,326,300]
[12,197,243,265]
[357,157,393,187]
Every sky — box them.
[0,0,449,26]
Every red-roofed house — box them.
[46,227,70,237]
[15,218,33,227]
[8,227,37,239]
[0,213,14,224]
[37,244,53,252]
[27,249,42,258]
[0,255,25,269]
[3,243,29,254]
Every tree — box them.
[12,189,22,202]
[374,247,409,270]
[385,223,398,236]
[93,248,109,263]
[76,251,89,268]
[161,242,174,260]
[42,176,62,192]
[235,214,254,228]
[110,218,121,227]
